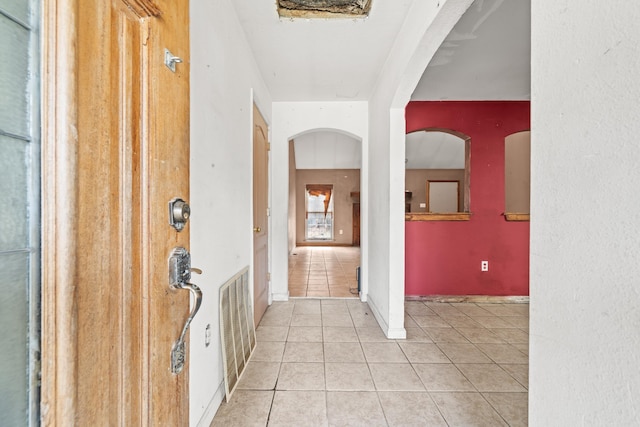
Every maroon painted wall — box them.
[405,101,530,296]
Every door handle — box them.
[168,247,203,374]
[253,226,261,233]
[170,281,202,375]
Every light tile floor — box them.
[288,247,360,298]
[212,299,529,426]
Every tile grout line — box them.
[241,298,527,426]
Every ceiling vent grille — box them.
[219,266,256,401]
[277,0,372,18]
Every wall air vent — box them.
[277,0,372,18]
[219,267,256,401]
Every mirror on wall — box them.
[405,130,468,213]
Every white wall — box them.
[366,0,473,338]
[271,102,368,301]
[530,1,640,424]
[189,1,272,425]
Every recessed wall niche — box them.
[405,130,469,214]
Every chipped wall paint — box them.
[277,0,372,18]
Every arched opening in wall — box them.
[504,130,531,221]
[288,130,362,298]
[405,128,470,220]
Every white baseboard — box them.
[366,294,387,332]
[271,291,290,301]
[196,380,225,427]
[385,327,407,339]
[367,294,407,339]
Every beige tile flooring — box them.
[288,247,360,298]
[212,299,529,426]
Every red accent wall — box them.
[405,101,530,296]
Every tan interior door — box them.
[41,0,190,424]
[253,104,269,326]
[352,202,361,246]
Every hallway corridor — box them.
[212,299,529,426]
[288,247,360,298]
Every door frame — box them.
[352,201,360,247]
[41,1,80,422]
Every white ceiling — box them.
[232,0,530,168]
[411,0,530,100]
[231,0,414,101]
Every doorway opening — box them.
[287,130,361,298]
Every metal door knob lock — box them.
[169,198,190,231]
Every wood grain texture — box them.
[504,213,530,221]
[253,104,269,327]
[41,0,190,424]
[405,212,472,221]
[41,0,79,424]
[123,0,161,17]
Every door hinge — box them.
[267,272,271,281]
[266,142,271,151]
[267,207,270,217]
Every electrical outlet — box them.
[339,229,343,235]
[481,261,489,272]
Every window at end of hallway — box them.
[306,184,334,240]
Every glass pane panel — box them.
[0,0,30,24]
[307,194,325,212]
[0,15,30,137]
[0,135,28,251]
[0,252,29,426]
[306,213,333,240]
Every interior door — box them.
[352,202,361,246]
[253,104,269,327]
[41,0,191,424]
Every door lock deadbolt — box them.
[169,198,190,231]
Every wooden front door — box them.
[253,104,269,326]
[41,0,190,424]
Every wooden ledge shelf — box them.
[405,212,471,221]
[504,213,530,221]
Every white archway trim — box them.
[391,0,475,108]
[271,102,369,302]
[367,0,473,339]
